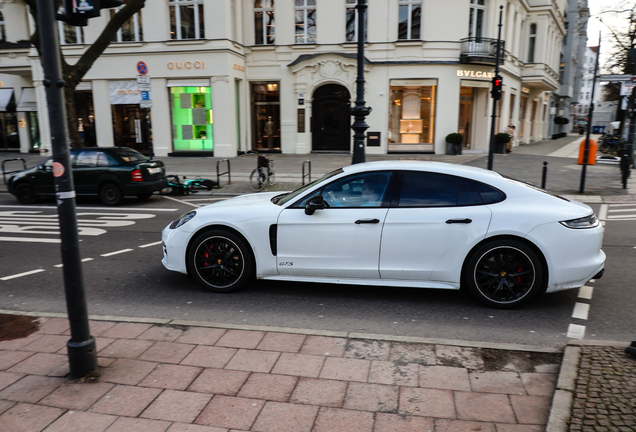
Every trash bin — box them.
[592,126,605,134]
[577,138,597,165]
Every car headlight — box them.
[560,214,599,229]
[169,211,196,229]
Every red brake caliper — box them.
[516,267,523,282]
[203,251,210,267]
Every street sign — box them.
[140,91,150,101]
[136,75,150,84]
[621,82,635,96]
[140,100,152,108]
[136,61,148,76]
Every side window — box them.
[457,179,483,206]
[74,151,98,168]
[398,172,461,207]
[96,152,114,167]
[478,183,505,203]
[295,172,391,208]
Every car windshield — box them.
[274,169,344,206]
[113,148,148,163]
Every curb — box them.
[0,308,561,354]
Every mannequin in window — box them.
[264,116,274,148]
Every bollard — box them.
[216,159,231,185]
[541,161,548,189]
[620,148,631,189]
[302,160,312,185]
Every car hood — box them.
[199,192,285,210]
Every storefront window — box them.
[458,86,473,149]
[251,82,280,151]
[170,86,213,152]
[28,112,41,150]
[388,81,436,151]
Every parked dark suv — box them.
[7,147,168,206]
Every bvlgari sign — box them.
[456,70,495,79]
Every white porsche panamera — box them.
[161,161,605,308]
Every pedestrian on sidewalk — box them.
[504,124,515,153]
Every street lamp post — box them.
[36,0,97,378]
[579,33,601,194]
[487,5,504,171]
[350,0,371,165]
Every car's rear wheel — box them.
[465,239,544,308]
[188,229,254,292]
[100,183,123,206]
[15,183,37,204]
[137,192,153,200]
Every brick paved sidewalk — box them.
[0,315,562,432]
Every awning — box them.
[0,88,15,112]
[17,88,37,112]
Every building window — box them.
[388,81,436,151]
[398,0,421,40]
[110,3,143,42]
[0,12,5,43]
[528,23,536,63]
[254,0,275,45]
[295,0,316,44]
[170,86,213,151]
[169,0,204,40]
[346,0,367,42]
[252,82,280,150]
[58,22,84,44]
[468,0,485,39]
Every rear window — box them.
[113,148,148,163]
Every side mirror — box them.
[305,196,325,215]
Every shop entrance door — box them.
[458,86,474,149]
[112,104,152,155]
[312,84,351,152]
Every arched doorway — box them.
[312,84,351,152]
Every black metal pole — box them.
[350,0,371,165]
[36,0,97,378]
[487,5,504,171]
[579,33,601,193]
[541,161,548,189]
[146,108,153,159]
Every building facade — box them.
[1,0,575,158]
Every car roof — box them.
[340,161,504,183]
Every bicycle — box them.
[249,154,275,191]
[599,133,624,155]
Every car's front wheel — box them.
[465,239,545,308]
[100,183,123,206]
[188,229,254,292]
[15,183,37,204]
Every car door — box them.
[72,150,100,195]
[33,159,55,196]
[380,171,493,284]
[276,171,393,279]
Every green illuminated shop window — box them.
[170,86,213,151]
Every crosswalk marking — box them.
[598,203,636,221]
[578,285,593,300]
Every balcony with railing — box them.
[460,37,505,66]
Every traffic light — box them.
[491,75,503,100]
[57,0,123,27]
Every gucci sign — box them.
[167,61,207,70]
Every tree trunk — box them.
[65,84,83,148]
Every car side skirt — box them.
[258,275,459,290]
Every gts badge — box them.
[279,262,293,266]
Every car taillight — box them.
[132,169,143,182]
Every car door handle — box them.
[446,218,472,224]
[355,218,380,224]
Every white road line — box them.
[0,236,60,243]
[101,249,133,257]
[572,302,590,320]
[578,285,594,300]
[54,258,95,268]
[161,195,201,208]
[139,241,162,248]
[0,205,178,212]
[598,204,608,220]
[567,323,586,339]
[607,208,636,213]
[1,269,46,281]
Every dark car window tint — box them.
[322,171,392,208]
[457,179,483,206]
[478,183,505,203]
[96,152,114,167]
[113,148,147,163]
[398,172,461,207]
[74,151,98,168]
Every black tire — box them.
[464,239,545,308]
[15,183,37,204]
[599,143,611,154]
[188,229,254,292]
[249,168,266,192]
[137,192,153,200]
[100,183,123,206]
